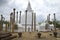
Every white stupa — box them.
[17,1,54,32]
[21,2,33,24]
[20,2,36,32]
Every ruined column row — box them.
[10,8,22,32]
[31,12,36,32]
[24,10,36,32]
[10,9,37,32]
[47,13,56,31]
[0,14,8,32]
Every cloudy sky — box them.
[0,0,60,22]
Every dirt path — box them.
[12,32,60,40]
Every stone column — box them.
[16,11,18,23]
[34,13,36,31]
[13,8,16,32]
[0,15,3,31]
[47,14,50,23]
[10,13,12,32]
[31,12,33,32]
[13,8,16,23]
[28,27,30,32]
[54,13,56,31]
[10,12,14,32]
[0,21,1,31]
[49,14,50,21]
[19,11,21,24]
[25,10,27,32]
[5,23,8,32]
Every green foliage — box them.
[14,24,18,30]
[53,20,60,28]
[48,21,52,24]
[3,21,10,27]
[48,20,60,28]
[38,22,41,25]
[55,21,60,28]
[56,23,60,28]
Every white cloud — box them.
[0,0,60,22]
[44,0,60,7]
[45,0,60,4]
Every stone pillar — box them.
[31,12,33,32]
[10,14,11,32]
[13,8,16,32]
[0,21,1,31]
[5,23,8,32]
[28,27,30,32]
[19,11,21,24]
[10,12,14,32]
[25,10,27,32]
[47,14,50,23]
[10,13,12,32]
[54,13,56,31]
[0,15,3,31]
[13,8,16,23]
[34,13,36,31]
[49,14,50,21]
[16,11,18,23]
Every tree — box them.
[52,20,60,28]
[38,22,41,25]
[48,20,60,28]
[3,21,9,32]
[48,21,52,24]
[14,24,18,30]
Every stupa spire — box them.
[26,1,32,12]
